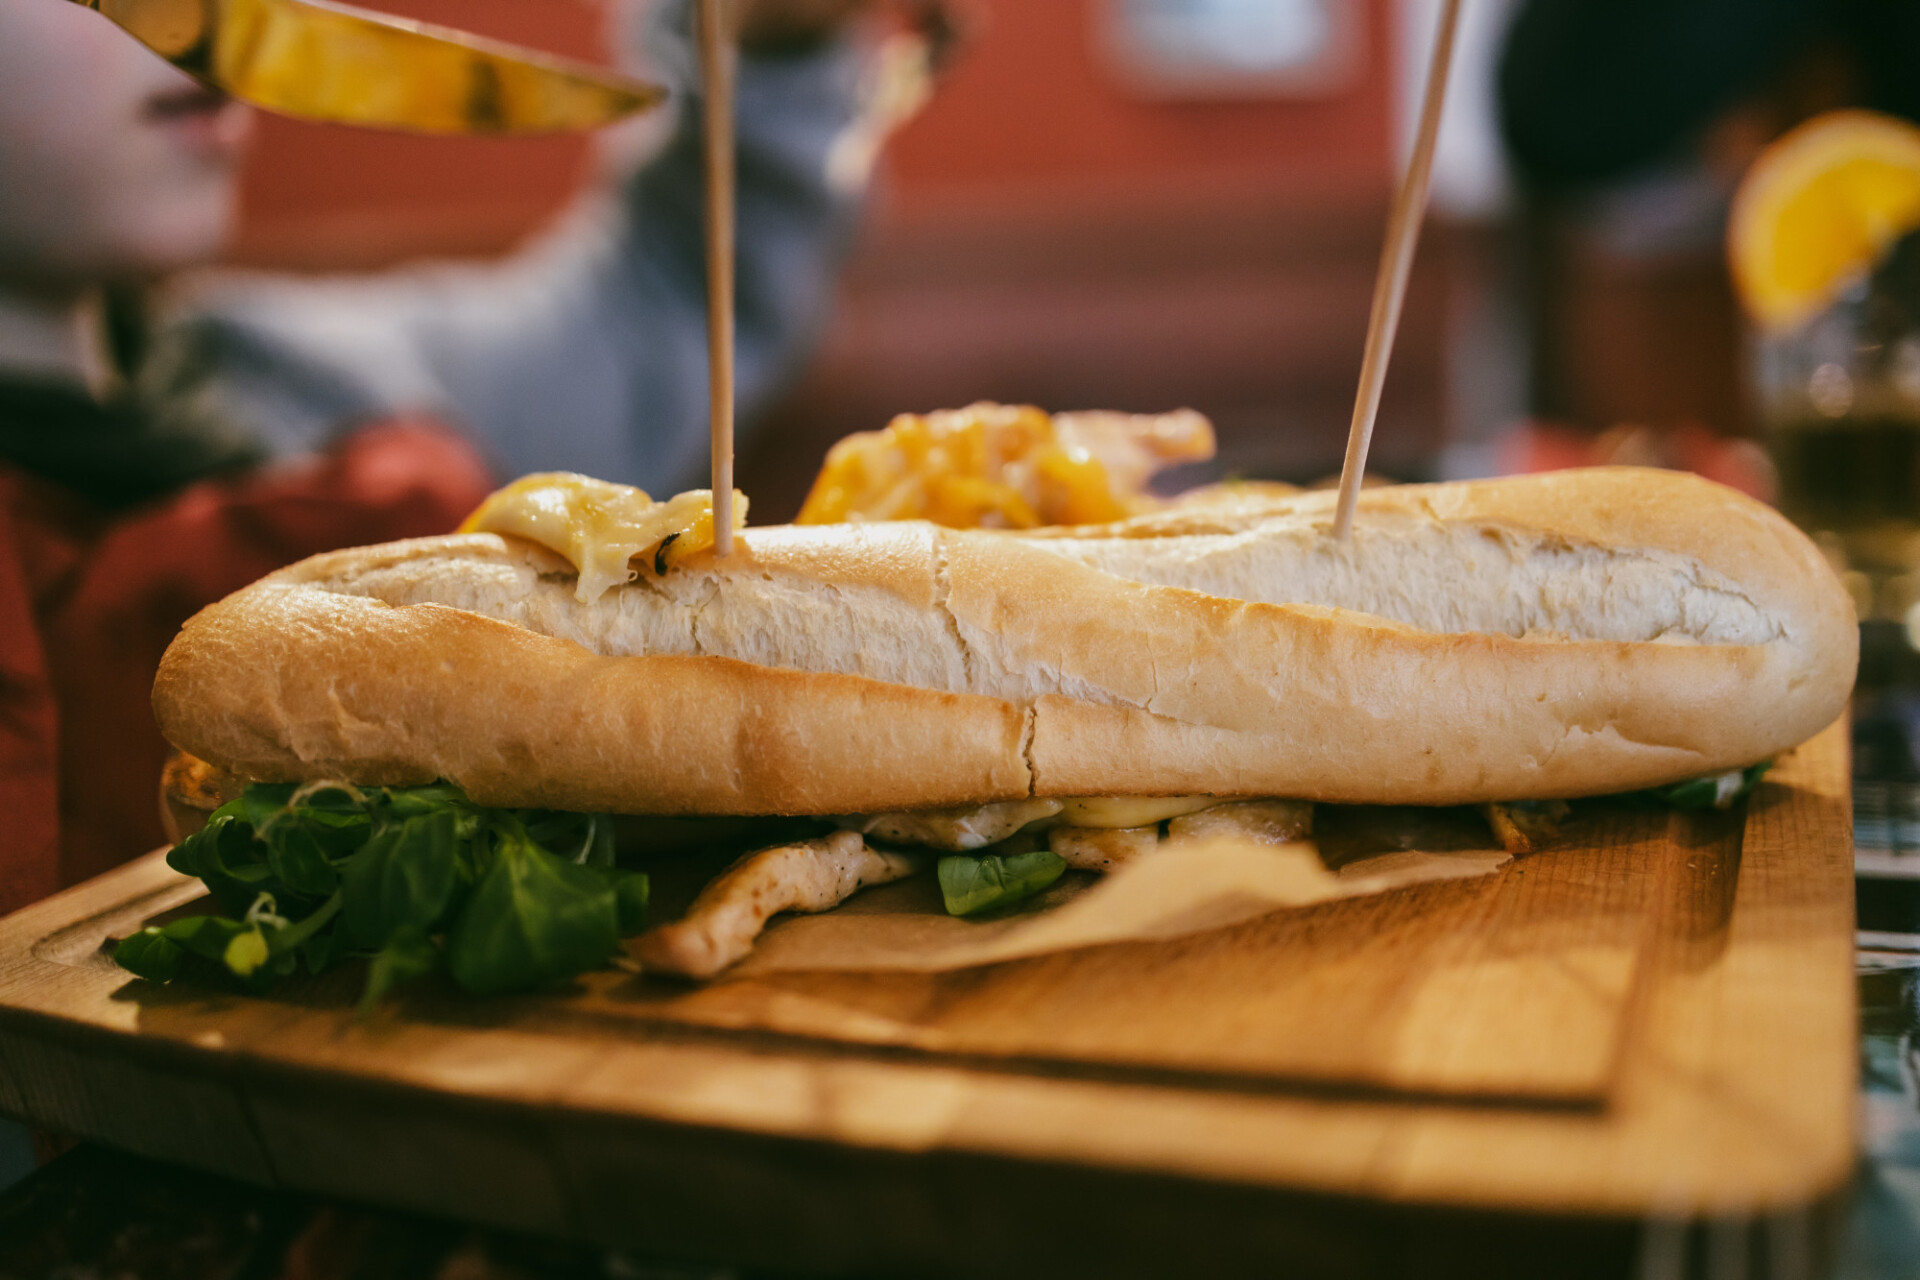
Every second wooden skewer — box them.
[700,0,737,557]
[1331,0,1463,541]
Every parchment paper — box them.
[725,833,1510,976]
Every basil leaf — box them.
[168,815,274,914]
[359,928,441,1013]
[164,814,225,879]
[161,913,255,962]
[339,811,462,951]
[263,824,339,896]
[267,891,342,959]
[609,869,650,936]
[288,782,369,824]
[521,812,617,868]
[443,832,619,995]
[235,784,297,831]
[938,850,1067,917]
[300,927,340,976]
[584,816,618,869]
[113,928,183,982]
[381,783,471,818]
[1632,761,1772,811]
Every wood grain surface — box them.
[586,800,1669,1104]
[0,720,1857,1275]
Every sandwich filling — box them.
[128,762,1762,994]
[132,454,1826,999]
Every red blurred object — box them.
[0,421,494,915]
[1495,420,1779,502]
[883,0,1393,213]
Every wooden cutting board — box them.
[0,720,1857,1275]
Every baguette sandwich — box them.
[137,459,1855,989]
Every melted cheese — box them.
[1055,796,1220,827]
[848,795,1228,850]
[460,473,747,603]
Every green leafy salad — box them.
[115,762,1775,1003]
[115,781,648,1010]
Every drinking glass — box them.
[1756,232,1920,633]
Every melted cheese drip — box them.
[460,473,748,603]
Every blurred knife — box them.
[70,0,666,135]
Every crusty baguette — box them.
[153,468,1855,811]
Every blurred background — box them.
[222,0,1515,520]
[219,0,1901,520]
[15,4,1920,1268]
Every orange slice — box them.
[1728,110,1920,332]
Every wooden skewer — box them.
[699,0,737,557]
[1331,0,1463,541]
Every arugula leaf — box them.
[609,868,651,936]
[160,912,257,962]
[380,783,470,817]
[444,826,620,995]
[359,928,440,1013]
[263,824,340,896]
[1630,761,1772,811]
[938,850,1066,917]
[523,811,613,867]
[269,890,341,956]
[299,926,341,976]
[234,784,296,832]
[113,928,184,982]
[167,815,274,915]
[583,816,618,870]
[120,779,638,1008]
[277,784,374,857]
[339,811,462,951]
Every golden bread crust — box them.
[153,468,1856,810]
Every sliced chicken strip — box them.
[848,797,1063,851]
[1166,799,1313,844]
[636,831,927,978]
[1048,824,1160,871]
